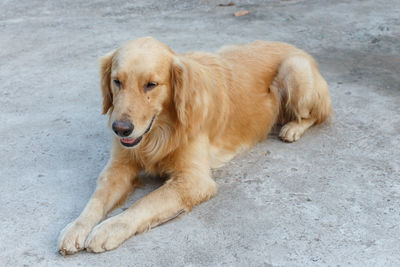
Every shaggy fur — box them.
[58,37,332,254]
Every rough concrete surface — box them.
[1,0,399,266]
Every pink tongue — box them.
[121,138,136,144]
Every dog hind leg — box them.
[271,55,332,142]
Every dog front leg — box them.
[58,155,139,255]
[85,136,217,253]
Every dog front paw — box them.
[85,217,133,253]
[58,220,92,255]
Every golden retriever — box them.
[58,37,332,254]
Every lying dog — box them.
[58,37,332,254]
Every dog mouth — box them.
[120,136,143,147]
[119,116,155,148]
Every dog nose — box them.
[112,120,134,137]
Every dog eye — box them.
[144,82,158,92]
[113,79,122,89]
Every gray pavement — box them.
[1,0,400,266]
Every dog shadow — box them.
[107,172,166,217]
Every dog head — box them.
[100,37,203,148]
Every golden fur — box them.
[58,37,332,254]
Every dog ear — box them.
[171,57,189,125]
[170,56,209,130]
[99,50,115,114]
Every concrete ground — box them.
[1,0,399,266]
